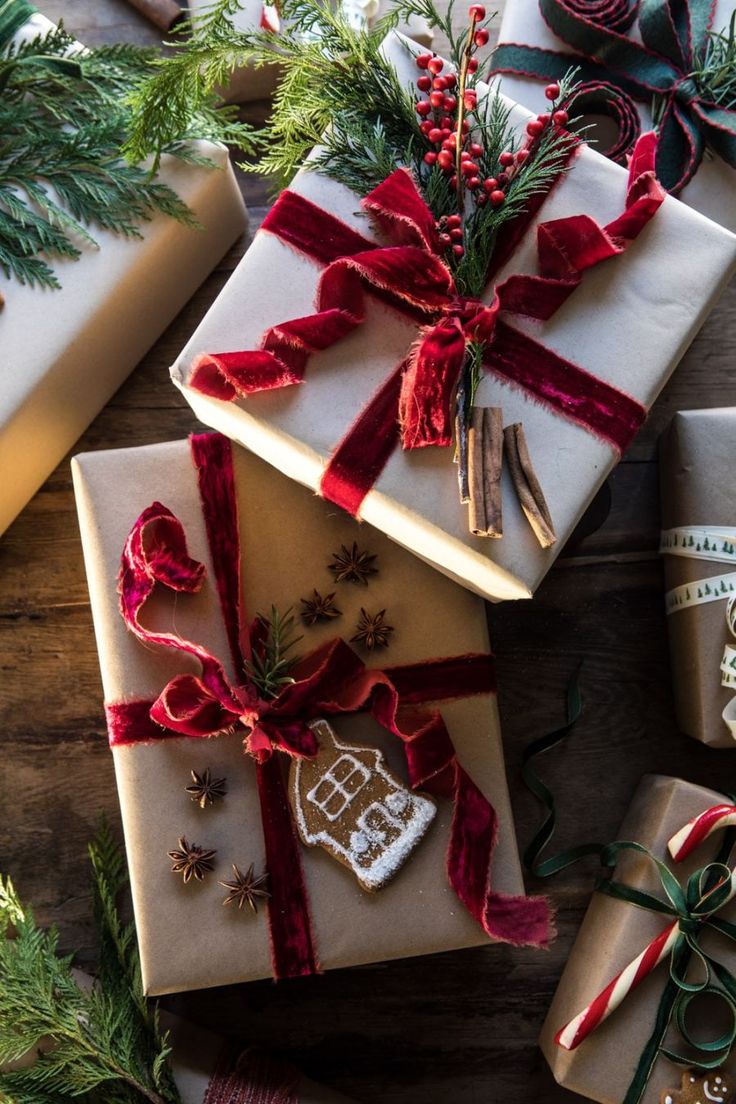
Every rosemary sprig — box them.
[693,10,736,108]
[0,823,180,1104]
[244,606,303,699]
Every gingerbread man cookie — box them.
[661,1070,733,1104]
[289,718,436,892]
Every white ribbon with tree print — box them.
[661,526,736,739]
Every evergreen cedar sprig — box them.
[244,606,304,699]
[693,10,736,108]
[0,822,181,1104]
[0,24,252,291]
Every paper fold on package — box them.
[0,11,248,538]
[72,437,523,995]
[540,775,736,1104]
[170,32,736,604]
[493,0,736,232]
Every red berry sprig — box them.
[487,82,570,207]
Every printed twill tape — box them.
[661,526,736,738]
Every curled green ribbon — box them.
[523,672,736,1103]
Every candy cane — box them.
[555,920,679,1050]
[668,805,736,863]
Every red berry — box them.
[439,232,452,248]
[545,82,560,100]
[468,4,486,18]
[474,27,489,45]
[467,175,481,189]
[442,135,456,150]
[424,150,438,165]
[475,192,487,206]
[537,112,550,125]
[461,159,477,175]
[446,213,461,228]
[440,115,453,129]
[445,72,457,88]
[443,95,457,112]
[526,119,544,137]
[499,150,514,166]
[482,176,498,192]
[469,142,483,157]
[416,100,432,117]
[428,127,444,143]
[516,148,530,163]
[430,90,445,109]
[420,120,433,135]
[453,243,465,257]
[463,89,478,110]
[440,128,452,141]
[417,75,431,91]
[450,226,464,241]
[433,75,447,90]
[497,171,509,186]
[490,189,505,206]
[437,150,454,171]
[553,109,569,126]
[416,53,432,69]
[467,57,479,73]
[462,119,470,132]
[450,174,458,188]
[428,57,444,75]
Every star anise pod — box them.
[300,589,341,625]
[167,837,217,883]
[220,863,270,913]
[351,608,394,650]
[328,542,378,585]
[185,768,227,809]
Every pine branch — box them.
[692,10,736,108]
[0,22,251,291]
[244,606,303,699]
[0,827,182,1104]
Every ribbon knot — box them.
[492,0,736,193]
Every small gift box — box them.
[492,0,736,231]
[169,32,736,605]
[659,408,736,748]
[540,774,736,1104]
[189,0,433,102]
[0,8,248,538]
[72,432,546,996]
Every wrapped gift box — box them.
[492,0,736,232]
[169,33,736,605]
[189,0,433,103]
[660,408,736,748]
[540,774,736,1104]
[0,10,248,538]
[72,434,529,996]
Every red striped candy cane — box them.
[555,920,679,1050]
[668,805,736,863]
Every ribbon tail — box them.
[399,320,467,449]
[449,764,553,948]
[654,100,705,193]
[256,757,320,980]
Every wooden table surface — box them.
[2,3,736,1102]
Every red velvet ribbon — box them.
[189,137,663,517]
[105,432,553,978]
[204,1047,300,1104]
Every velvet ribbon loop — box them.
[107,431,554,977]
[492,0,736,191]
[190,149,660,516]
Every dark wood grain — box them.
[1,4,736,1103]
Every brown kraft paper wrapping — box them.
[540,774,736,1104]
[72,437,524,996]
[171,33,736,606]
[660,408,736,748]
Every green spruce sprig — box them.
[244,606,303,699]
[0,823,181,1104]
[0,22,251,291]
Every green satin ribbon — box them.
[491,0,736,193]
[523,672,736,1104]
[0,0,83,89]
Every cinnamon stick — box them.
[467,406,503,538]
[481,407,503,538]
[120,0,184,33]
[455,409,470,504]
[503,422,556,548]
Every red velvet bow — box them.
[190,136,664,515]
[107,432,552,980]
